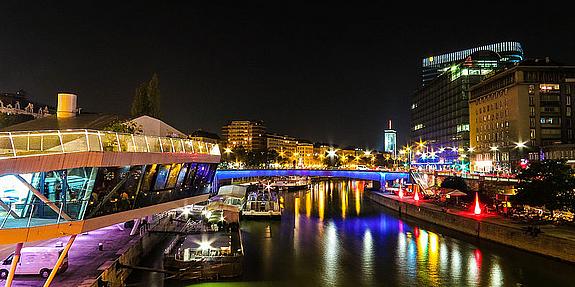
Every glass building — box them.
[421,41,523,86]
[0,129,220,243]
[411,43,524,157]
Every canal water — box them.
[128,179,575,287]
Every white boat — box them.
[214,185,248,210]
[242,188,282,218]
[271,176,311,191]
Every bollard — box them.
[98,242,103,251]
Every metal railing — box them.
[0,129,220,159]
[0,200,89,229]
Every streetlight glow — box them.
[515,141,527,149]
[327,149,337,158]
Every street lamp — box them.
[403,145,413,170]
[513,141,528,172]
[514,141,527,149]
[490,146,499,175]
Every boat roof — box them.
[180,233,231,250]
[217,185,247,198]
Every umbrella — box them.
[444,189,467,205]
[446,190,467,197]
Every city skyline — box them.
[0,2,574,149]
[2,3,575,286]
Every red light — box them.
[399,189,403,199]
[474,192,481,215]
[474,249,482,268]
[414,190,419,201]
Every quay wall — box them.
[366,191,575,263]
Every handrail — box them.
[0,129,220,159]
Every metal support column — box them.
[4,242,23,287]
[130,218,141,236]
[42,234,76,287]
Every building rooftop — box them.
[1,113,126,132]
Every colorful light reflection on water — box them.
[236,180,575,287]
[129,179,575,287]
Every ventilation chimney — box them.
[57,93,77,118]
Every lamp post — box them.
[223,148,233,167]
[490,146,499,175]
[513,141,528,173]
[467,147,474,173]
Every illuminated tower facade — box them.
[384,120,397,157]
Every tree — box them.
[131,73,161,118]
[103,120,142,134]
[147,73,161,118]
[130,83,148,117]
[441,176,469,192]
[323,154,340,168]
[515,160,575,210]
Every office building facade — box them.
[469,59,575,172]
[412,43,524,151]
[421,41,523,86]
[266,133,297,156]
[221,120,266,151]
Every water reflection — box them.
[362,229,374,285]
[129,179,575,287]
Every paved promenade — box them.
[0,224,134,287]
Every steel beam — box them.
[4,242,23,287]
[42,234,76,287]
[129,218,141,236]
[14,174,72,221]
[0,199,19,219]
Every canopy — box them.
[217,185,247,199]
[205,201,240,213]
[446,190,467,197]
[441,188,467,196]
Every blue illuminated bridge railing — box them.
[213,169,410,190]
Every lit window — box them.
[540,84,560,93]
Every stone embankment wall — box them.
[367,191,575,263]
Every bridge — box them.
[213,169,410,191]
[0,128,220,286]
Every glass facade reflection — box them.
[0,162,218,229]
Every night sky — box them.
[1,1,574,149]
